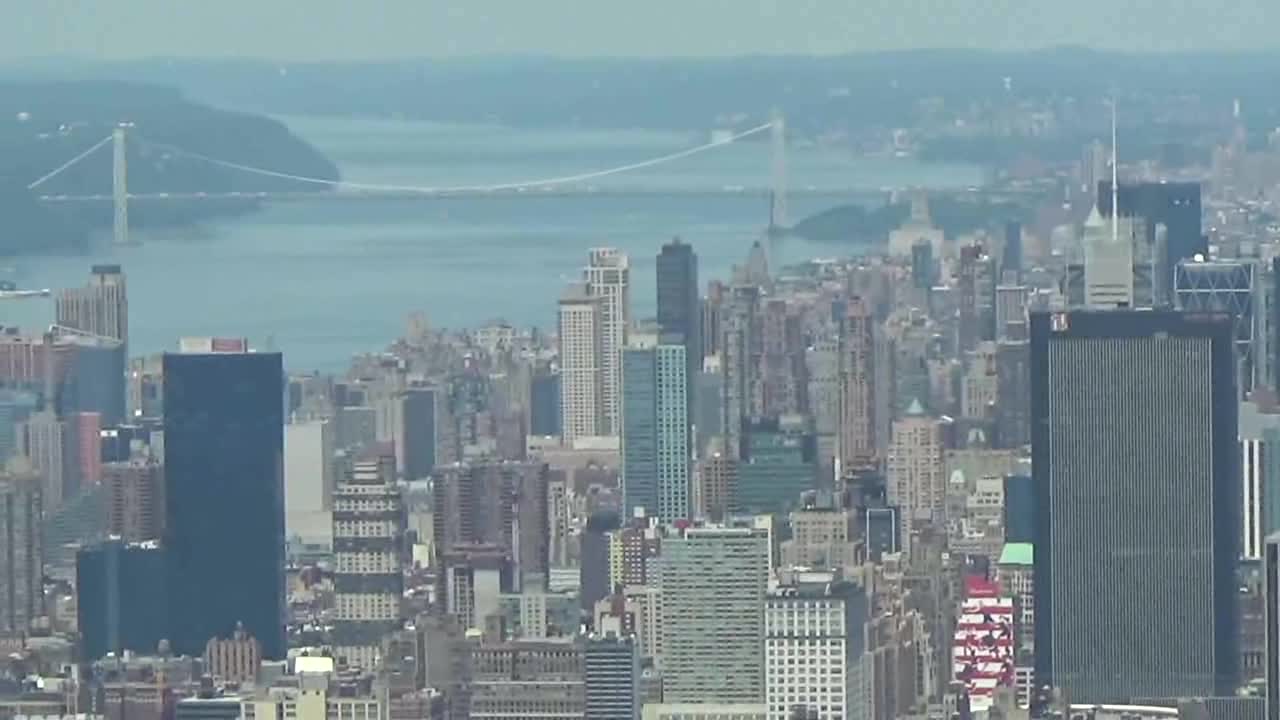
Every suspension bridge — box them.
[26,113,796,247]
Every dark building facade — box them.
[1002,221,1022,278]
[1031,310,1238,701]
[864,505,899,563]
[77,539,167,662]
[58,341,127,427]
[580,511,620,614]
[1266,533,1280,716]
[656,237,702,450]
[584,633,640,720]
[1002,474,1035,545]
[400,387,438,481]
[656,237,702,374]
[530,371,561,438]
[994,340,1031,448]
[162,350,285,659]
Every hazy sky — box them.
[5,0,1279,60]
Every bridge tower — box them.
[112,126,129,246]
[769,109,787,232]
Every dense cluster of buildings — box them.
[6,120,1280,720]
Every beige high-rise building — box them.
[56,264,128,346]
[559,283,605,444]
[839,296,876,472]
[1082,206,1137,309]
[16,411,66,510]
[886,400,946,529]
[583,248,631,437]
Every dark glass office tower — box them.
[656,237,701,435]
[656,238,702,366]
[76,539,167,661]
[1031,310,1238,701]
[163,349,285,659]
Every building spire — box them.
[1111,97,1119,246]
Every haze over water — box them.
[5,116,982,371]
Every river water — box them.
[3,116,982,372]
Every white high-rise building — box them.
[1240,400,1280,561]
[661,526,769,704]
[284,419,335,549]
[765,573,868,720]
[1082,206,1139,308]
[584,248,631,436]
[331,455,404,671]
[558,283,604,444]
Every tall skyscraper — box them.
[656,238,702,417]
[16,410,67,510]
[56,264,128,349]
[397,387,442,481]
[0,461,42,634]
[1031,310,1238,701]
[332,455,405,671]
[721,285,761,458]
[163,344,285,659]
[584,248,631,437]
[957,243,997,349]
[1002,221,1023,279]
[621,338,689,522]
[660,526,769,703]
[559,283,604,444]
[839,296,876,472]
[886,399,945,531]
[103,457,164,542]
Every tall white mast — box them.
[1111,97,1119,245]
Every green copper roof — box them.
[998,542,1033,566]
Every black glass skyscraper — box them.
[656,237,701,429]
[76,539,167,661]
[1031,310,1238,701]
[163,349,285,659]
[656,238,701,364]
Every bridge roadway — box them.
[37,186,875,203]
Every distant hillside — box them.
[0,81,338,254]
[791,195,1033,245]
[18,50,1280,133]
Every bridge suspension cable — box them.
[27,134,114,190]
[132,122,775,194]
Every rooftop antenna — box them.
[1111,97,1119,246]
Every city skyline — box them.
[5,34,1280,718]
